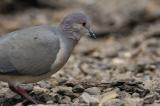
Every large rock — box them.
[37,0,79,8]
[85,0,148,34]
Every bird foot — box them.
[9,85,38,104]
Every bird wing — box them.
[0,25,60,76]
[0,63,18,75]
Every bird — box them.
[0,12,96,104]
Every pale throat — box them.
[49,34,77,75]
[66,33,82,41]
[60,24,82,41]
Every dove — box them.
[0,12,96,104]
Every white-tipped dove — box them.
[0,12,96,104]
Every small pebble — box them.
[72,84,84,93]
[59,96,71,104]
[52,94,71,104]
[132,93,140,97]
[80,92,99,105]
[46,100,53,104]
[37,81,51,89]
[103,99,125,106]
[57,87,78,99]
[144,94,158,104]
[52,94,62,103]
[85,87,101,95]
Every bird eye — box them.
[82,22,86,27]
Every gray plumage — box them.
[0,25,60,75]
[0,12,95,85]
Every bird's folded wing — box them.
[0,25,60,76]
[0,63,19,75]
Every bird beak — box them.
[88,29,96,39]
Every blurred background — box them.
[0,0,160,106]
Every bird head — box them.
[60,12,96,41]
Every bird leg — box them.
[9,84,37,104]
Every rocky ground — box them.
[0,0,160,106]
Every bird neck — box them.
[58,26,79,47]
[59,24,82,41]
[59,35,77,58]
[48,27,78,75]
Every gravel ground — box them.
[0,0,159,106]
